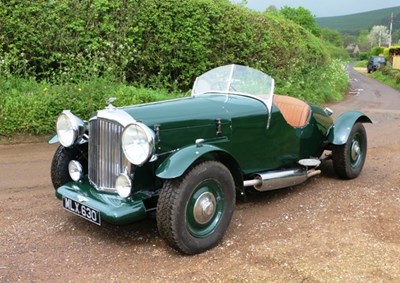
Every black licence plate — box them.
[62,196,101,225]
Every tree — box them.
[265,5,278,13]
[368,25,391,47]
[320,28,343,47]
[393,29,400,44]
[279,6,320,36]
[232,0,248,6]
[352,30,370,52]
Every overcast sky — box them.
[244,0,400,17]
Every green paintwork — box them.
[328,111,372,145]
[156,143,229,179]
[123,94,332,176]
[56,180,146,225]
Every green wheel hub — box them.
[186,180,224,238]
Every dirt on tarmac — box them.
[1,67,400,282]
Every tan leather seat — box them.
[273,95,310,128]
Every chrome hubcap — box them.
[351,140,361,161]
[193,192,217,224]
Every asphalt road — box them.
[1,67,400,282]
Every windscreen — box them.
[191,64,274,100]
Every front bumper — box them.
[56,181,146,225]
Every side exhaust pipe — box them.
[243,168,321,192]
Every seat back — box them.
[273,95,310,128]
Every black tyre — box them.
[157,161,235,255]
[332,122,367,179]
[50,144,88,189]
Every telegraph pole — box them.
[389,12,393,46]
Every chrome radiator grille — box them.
[88,118,130,192]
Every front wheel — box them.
[332,122,367,179]
[156,161,235,254]
[50,144,88,189]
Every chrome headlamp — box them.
[56,110,85,147]
[121,122,155,166]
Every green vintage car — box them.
[50,64,371,254]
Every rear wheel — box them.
[332,123,367,179]
[157,161,235,254]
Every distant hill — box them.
[316,6,400,34]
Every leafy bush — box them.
[0,77,180,135]
[277,6,321,36]
[0,0,349,137]
[395,72,400,84]
[380,65,391,76]
[385,46,400,60]
[324,44,350,60]
[0,59,347,136]
[370,46,385,56]
[359,52,369,61]
[0,0,329,91]
[277,59,348,103]
[370,65,400,91]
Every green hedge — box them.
[370,46,385,56]
[0,0,329,91]
[0,77,180,135]
[0,0,349,136]
[0,59,348,136]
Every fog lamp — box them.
[116,173,132,198]
[68,160,83,182]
